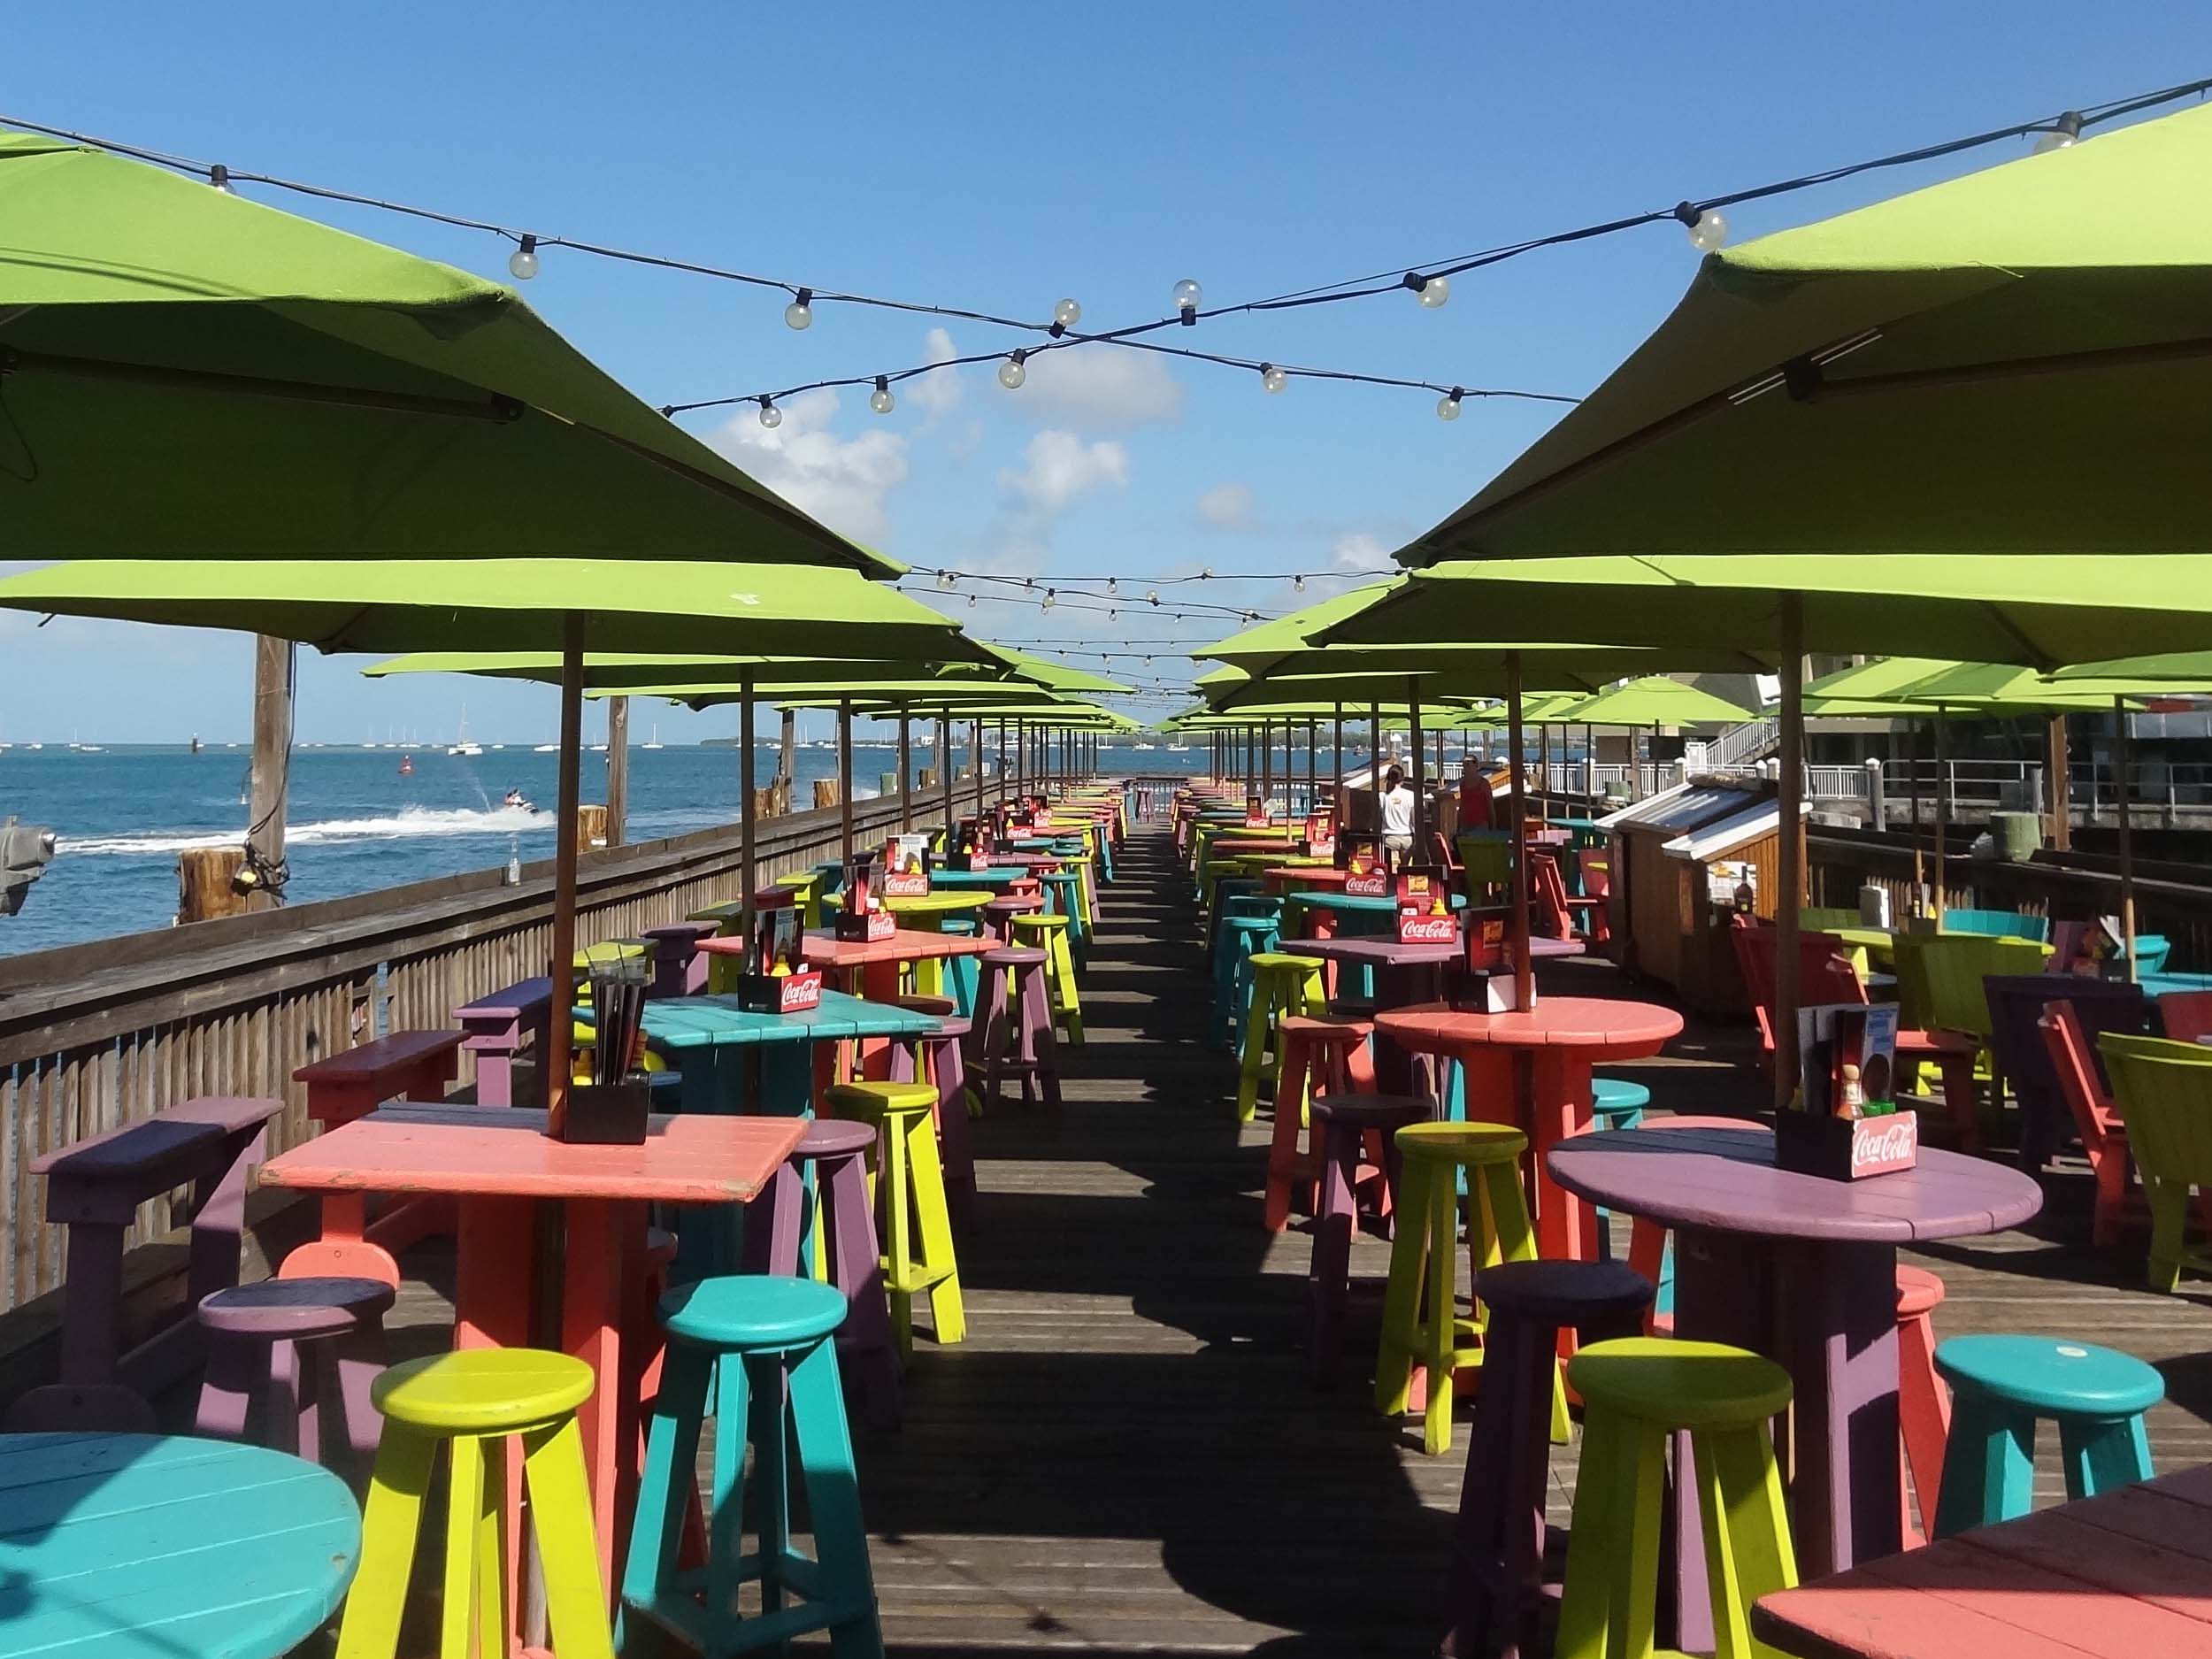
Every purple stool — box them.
[1307,1094,1431,1386]
[892,996,979,1238]
[979,945,1062,1110]
[195,1275,395,1477]
[982,893,1043,946]
[743,1116,901,1429]
[1446,1259,1654,1659]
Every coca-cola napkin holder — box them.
[735,968,825,1015]
[1775,1109,1917,1181]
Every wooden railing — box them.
[0,794,918,1313]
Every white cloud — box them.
[713,388,908,545]
[1332,532,1397,572]
[997,430,1129,513]
[1013,346,1183,432]
[1196,482,1256,531]
[908,327,962,419]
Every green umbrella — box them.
[1403,103,2212,564]
[0,130,890,571]
[2052,650,2212,686]
[1546,675,1758,803]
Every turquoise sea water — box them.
[0,741,1208,957]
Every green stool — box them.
[1556,1338,1797,1659]
[623,1276,884,1657]
[1932,1333,2162,1540]
[1236,953,1326,1124]
[1010,911,1084,1048]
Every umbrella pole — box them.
[972,720,984,816]
[2047,712,2072,852]
[898,711,912,833]
[838,698,854,864]
[1369,703,1381,817]
[544,618,585,1137]
[1933,712,1950,918]
[1507,652,1532,1010]
[1333,704,1343,801]
[1307,718,1317,816]
[1409,684,1425,851]
[1774,595,1806,1114]
[941,709,954,839]
[1909,718,1924,918]
[740,670,757,942]
[2116,696,2138,979]
[1262,718,1273,816]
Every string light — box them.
[1437,387,1464,422]
[2035,110,2085,153]
[1406,271,1448,308]
[757,395,781,430]
[784,288,814,330]
[997,349,1028,390]
[1052,297,1082,333]
[936,569,956,590]
[1171,278,1203,323]
[869,375,895,415]
[1260,363,1288,395]
[208,163,235,196]
[507,234,541,280]
[1675,203,1730,252]
[1294,575,1306,592]
[1041,588,1057,612]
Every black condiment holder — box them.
[557,1075,652,1144]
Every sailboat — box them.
[641,726,664,751]
[533,741,558,753]
[447,704,483,758]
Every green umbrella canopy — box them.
[2053,650,2212,688]
[0,558,987,659]
[1800,655,1962,717]
[1316,555,2212,666]
[1885,658,2149,713]
[1399,103,2212,564]
[0,131,892,572]
[1549,675,1757,727]
[1206,644,1773,699]
[362,648,1030,691]
[1199,586,1404,664]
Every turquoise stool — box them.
[1931,1333,2163,1540]
[1208,878,1264,967]
[940,914,983,1018]
[1588,1077,1651,1266]
[1215,915,1279,1049]
[624,1276,883,1657]
[1041,871,1088,969]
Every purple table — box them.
[1547,1125,2042,1634]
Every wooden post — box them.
[972,720,986,814]
[778,707,797,796]
[177,849,250,924]
[1774,595,1806,1112]
[941,706,956,835]
[2116,696,2138,979]
[1909,718,1925,918]
[1506,653,1532,1010]
[897,711,913,833]
[1408,685,1425,849]
[740,671,757,938]
[1369,703,1382,807]
[603,695,628,848]
[838,698,854,864]
[1932,712,1951,914]
[544,618,585,1137]
[2046,712,2072,851]
[245,634,291,912]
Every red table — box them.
[1753,1460,2212,1659]
[1373,996,1682,1263]
[263,1104,803,1600]
[701,925,993,1002]
[1264,864,1350,895]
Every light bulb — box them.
[937,570,956,590]
[1106,577,1118,595]
[1055,297,1082,328]
[757,396,782,430]
[1686,209,1729,252]
[784,288,814,330]
[2034,111,2084,154]
[1294,575,1306,592]
[508,235,540,280]
[1146,590,1160,606]
[1260,365,1288,395]
[1041,590,1056,612]
[869,376,895,416]
[1437,388,1464,422]
[209,164,237,196]
[966,593,977,607]
[1418,274,1450,308]
[1171,278,1203,314]
[998,352,1027,390]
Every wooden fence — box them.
[0,795,916,1312]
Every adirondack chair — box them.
[1455,832,1511,899]
[2098,1031,2212,1291]
[1984,975,2149,1176]
[2158,990,2212,1043]
[1732,919,1981,1146]
[2041,1002,2141,1248]
[1891,933,2052,1120]
[1939,907,2050,942]
[1530,849,1607,944]
[1800,907,1864,933]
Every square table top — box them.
[785,926,997,970]
[262,1105,803,1204]
[631,987,940,1048]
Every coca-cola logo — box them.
[1398,914,1458,944]
[779,971,823,1013]
[1345,873,1390,897]
[866,909,898,941]
[1849,1115,1917,1177]
[883,872,932,897]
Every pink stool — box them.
[979,945,1062,1110]
[1264,1015,1379,1233]
[1306,1094,1430,1386]
[892,997,979,1238]
[983,892,1043,946]
[1897,1263,1950,1547]
[195,1276,394,1476]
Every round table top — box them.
[1375,995,1683,1055]
[1547,1123,2044,1245]
[883,888,992,916]
[1286,934,1586,967]
[1288,890,1470,917]
[0,1432,360,1659]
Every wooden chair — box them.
[1984,975,2149,1176]
[1530,849,1606,945]
[1940,907,2050,942]
[2099,1031,2212,1291]
[2040,1002,2141,1248]
[2159,989,2212,1043]
[1892,933,2051,1132]
[1799,907,1864,933]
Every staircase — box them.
[1703,717,1780,773]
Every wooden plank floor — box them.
[373,821,2212,1655]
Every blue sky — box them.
[2,3,2203,742]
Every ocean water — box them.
[0,741,1207,957]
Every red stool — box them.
[979,945,1061,1110]
[1264,1015,1379,1232]
[1897,1263,1949,1547]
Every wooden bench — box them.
[292,1031,467,1271]
[18,1095,281,1417]
[643,919,722,997]
[454,978,555,1108]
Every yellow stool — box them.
[337,1348,611,1659]
[1235,953,1327,1123]
[1009,912,1084,1048]
[1071,826,1101,926]
[828,1081,966,1355]
[574,939,646,969]
[1556,1338,1797,1659]
[1375,1122,1536,1455]
[777,869,827,928]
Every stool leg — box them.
[1932,1396,2036,1539]
[1265,1036,1317,1233]
[1693,1423,1797,1659]
[1374,1156,1431,1419]
[826,1152,901,1431]
[522,1416,617,1659]
[335,1429,438,1659]
[787,1334,887,1658]
[1052,930,1084,1046]
[933,1041,978,1239]
[710,1353,753,1632]
[622,1346,710,1641]
[441,1432,488,1659]
[1309,1124,1359,1387]
[1235,980,1274,1123]
[1447,1309,1555,1659]
[909,1110,967,1346]
[883,1120,918,1359]
[1897,1310,1947,1541]
[2058,1413,2154,1501]
[749,1351,792,1615]
[195,1330,261,1443]
[1554,1410,1634,1659]
[1422,1170,1460,1455]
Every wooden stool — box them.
[1041,869,1088,966]
[196,1276,394,1475]
[890,1006,979,1237]
[1932,1333,2163,1540]
[1264,1014,1379,1232]
[1586,1078,1650,1262]
[1009,911,1084,1047]
[337,1348,611,1659]
[982,891,1043,946]
[1213,914,1280,1049]
[624,1276,882,1658]
[1895,1264,1949,1546]
[1448,1261,1654,1659]
[742,1117,900,1429]
[1235,953,1327,1123]
[828,1080,966,1355]
[978,944,1062,1110]
[1308,1094,1431,1385]
[1556,1338,1796,1659]
[1376,1121,1537,1455]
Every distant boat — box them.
[589,742,609,753]
[447,705,483,758]
[642,726,664,750]
[533,742,558,753]
[189,733,202,755]
[24,741,41,751]
[1133,741,1156,751]
[399,755,414,776]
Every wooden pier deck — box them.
[372,821,2212,1655]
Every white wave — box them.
[62,804,548,857]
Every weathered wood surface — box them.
[343,822,2212,1654]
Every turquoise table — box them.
[926,865,1033,890]
[0,1432,359,1659]
[634,989,938,1117]
[2142,971,2212,997]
